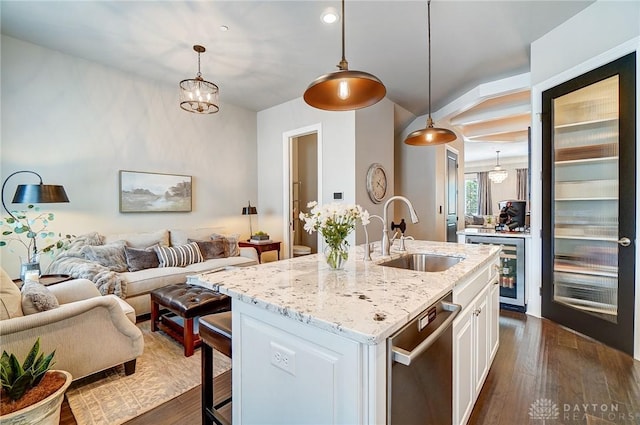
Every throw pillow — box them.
[0,268,23,320]
[188,238,228,260]
[21,281,59,315]
[124,245,160,272]
[154,242,204,267]
[211,233,241,257]
[81,241,128,272]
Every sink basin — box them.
[379,253,463,272]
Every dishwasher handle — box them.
[391,301,461,366]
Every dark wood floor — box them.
[60,310,640,425]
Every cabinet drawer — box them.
[453,258,499,309]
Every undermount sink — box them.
[379,253,463,272]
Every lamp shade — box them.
[12,184,69,204]
[303,0,386,111]
[242,206,257,215]
[303,69,386,111]
[242,201,257,215]
[404,121,457,146]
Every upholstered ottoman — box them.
[150,283,231,356]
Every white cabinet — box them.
[473,285,490,396]
[453,303,475,425]
[489,281,500,361]
[232,300,386,424]
[453,258,500,425]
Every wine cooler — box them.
[465,235,526,311]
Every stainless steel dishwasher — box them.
[387,292,461,424]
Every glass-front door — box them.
[542,52,636,355]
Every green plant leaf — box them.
[6,372,33,401]
[22,338,40,370]
[5,217,15,224]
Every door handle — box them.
[618,237,632,247]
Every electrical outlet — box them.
[270,341,296,375]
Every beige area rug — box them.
[66,320,230,425]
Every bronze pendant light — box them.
[404,1,456,146]
[303,0,386,111]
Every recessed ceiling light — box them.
[220,25,229,31]
[321,8,339,24]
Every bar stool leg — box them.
[201,344,214,425]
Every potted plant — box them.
[0,338,72,425]
[0,205,73,280]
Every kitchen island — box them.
[192,240,500,424]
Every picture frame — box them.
[119,170,192,213]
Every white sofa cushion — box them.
[169,227,224,247]
[0,268,23,320]
[105,229,170,248]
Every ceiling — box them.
[1,0,593,160]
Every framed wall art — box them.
[119,170,192,213]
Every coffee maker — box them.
[497,200,527,232]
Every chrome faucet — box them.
[381,196,419,256]
[362,214,384,261]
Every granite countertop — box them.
[457,228,532,238]
[192,240,500,345]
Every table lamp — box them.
[241,201,257,237]
[2,170,70,256]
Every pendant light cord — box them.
[427,0,432,121]
[197,51,202,78]
[339,0,347,69]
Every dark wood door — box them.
[446,149,458,242]
[541,52,636,355]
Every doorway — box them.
[446,148,459,242]
[283,125,322,258]
[541,53,636,355]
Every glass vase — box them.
[324,242,348,270]
[20,254,41,282]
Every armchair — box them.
[0,268,144,381]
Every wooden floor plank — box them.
[60,310,640,425]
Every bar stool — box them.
[200,311,232,425]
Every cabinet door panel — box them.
[453,308,474,425]
[474,288,490,395]
[489,281,500,361]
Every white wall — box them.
[256,97,395,257]
[396,114,465,241]
[529,0,640,359]
[1,36,258,277]
[257,98,355,257]
[355,98,395,244]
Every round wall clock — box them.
[366,163,387,204]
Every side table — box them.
[238,240,281,263]
[13,274,72,287]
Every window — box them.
[465,173,479,215]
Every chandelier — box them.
[179,45,219,114]
[489,151,508,184]
[303,0,386,111]
[404,1,456,146]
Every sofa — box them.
[0,268,143,381]
[48,228,259,317]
